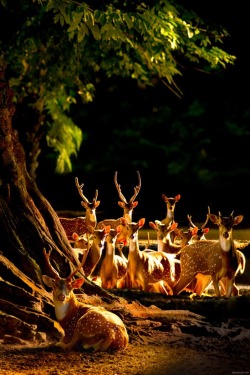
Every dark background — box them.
[30,1,250,228]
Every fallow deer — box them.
[100,226,128,289]
[173,211,245,297]
[124,218,174,294]
[42,249,129,352]
[59,177,100,242]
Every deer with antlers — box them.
[59,177,100,242]
[173,209,210,249]
[173,210,245,297]
[42,249,129,351]
[97,171,141,247]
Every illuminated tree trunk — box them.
[0,65,112,344]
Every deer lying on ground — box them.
[100,226,128,289]
[124,218,175,294]
[97,171,141,247]
[173,211,245,297]
[42,249,129,352]
[59,177,100,242]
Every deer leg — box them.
[193,274,212,296]
[211,275,221,297]
[173,274,197,295]
[225,278,234,297]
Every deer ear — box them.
[118,201,126,208]
[132,201,138,208]
[234,215,244,226]
[42,275,55,288]
[72,278,85,289]
[149,221,156,230]
[175,194,181,201]
[72,232,79,240]
[171,222,178,230]
[203,228,209,234]
[209,214,218,225]
[138,218,145,227]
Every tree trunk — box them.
[0,66,114,344]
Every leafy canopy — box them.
[0,0,236,173]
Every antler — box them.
[75,177,98,206]
[187,214,196,229]
[187,206,211,230]
[43,248,60,279]
[201,206,211,228]
[114,171,141,204]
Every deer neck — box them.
[158,233,180,254]
[123,211,132,223]
[105,241,115,259]
[54,292,79,322]
[128,232,140,255]
[218,232,238,271]
[85,210,97,227]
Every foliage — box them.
[0,0,236,174]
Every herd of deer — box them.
[42,171,247,352]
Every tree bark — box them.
[0,66,115,344]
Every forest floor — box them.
[1,233,250,375]
[1,287,250,375]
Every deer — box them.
[172,209,210,249]
[42,249,129,352]
[124,217,175,294]
[59,177,100,242]
[73,224,111,279]
[100,226,128,289]
[149,220,181,254]
[97,171,141,247]
[161,193,181,243]
[173,210,245,297]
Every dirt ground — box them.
[1,328,250,375]
[1,290,250,375]
[1,321,250,375]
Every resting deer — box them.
[97,171,141,247]
[59,177,100,242]
[173,211,244,297]
[124,218,174,294]
[100,226,128,289]
[42,249,129,352]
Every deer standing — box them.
[100,226,128,289]
[97,171,141,247]
[149,220,181,254]
[73,225,111,278]
[59,177,100,242]
[124,218,174,294]
[173,211,244,297]
[161,193,181,243]
[42,249,129,351]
